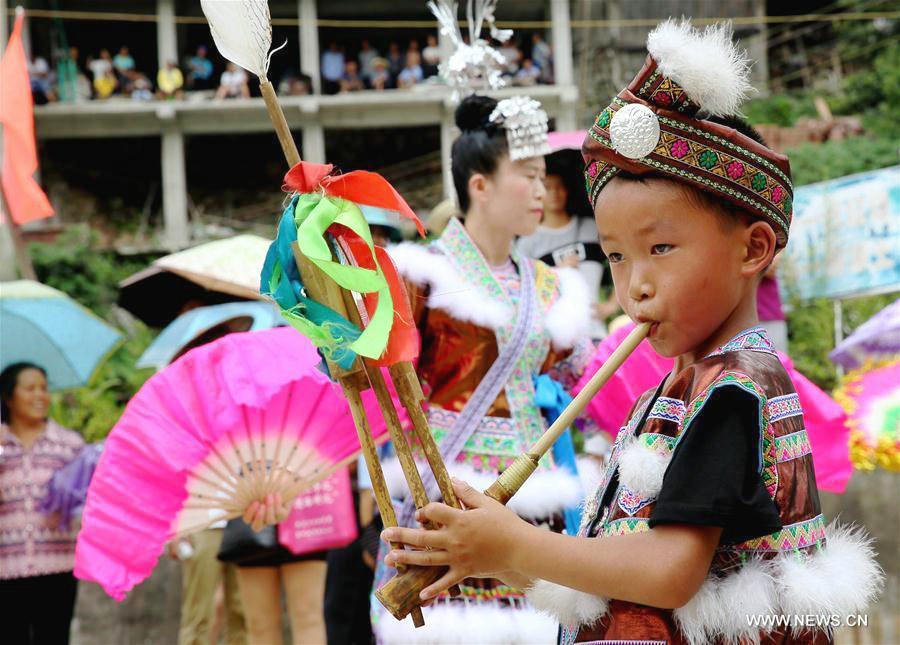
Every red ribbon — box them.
[284,161,426,237]
[334,231,420,366]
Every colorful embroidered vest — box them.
[527,328,879,644]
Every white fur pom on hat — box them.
[647,18,753,117]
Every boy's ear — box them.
[742,221,777,278]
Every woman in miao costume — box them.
[370,4,595,643]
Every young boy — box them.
[382,20,881,644]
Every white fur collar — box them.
[388,242,591,349]
[382,458,584,520]
[389,242,511,330]
[544,266,591,350]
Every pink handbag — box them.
[278,467,358,555]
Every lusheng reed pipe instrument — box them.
[200,0,465,628]
[374,322,652,620]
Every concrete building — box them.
[4,0,766,250]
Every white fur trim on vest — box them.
[373,597,558,644]
[674,558,777,645]
[525,580,608,629]
[774,522,883,630]
[519,522,882,641]
[617,438,671,498]
[672,522,883,644]
[389,242,510,330]
[382,458,583,520]
[544,266,591,349]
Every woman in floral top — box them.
[1,362,84,644]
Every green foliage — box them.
[27,225,158,440]
[744,93,818,128]
[830,41,900,140]
[786,136,899,187]
[28,225,151,317]
[787,293,898,391]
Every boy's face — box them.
[595,177,746,358]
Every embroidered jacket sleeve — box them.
[649,385,782,545]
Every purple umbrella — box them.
[829,299,900,370]
[39,442,104,529]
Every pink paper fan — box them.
[75,327,391,600]
[574,323,852,493]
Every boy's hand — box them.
[381,478,530,600]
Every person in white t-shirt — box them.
[215,63,250,99]
[516,150,619,338]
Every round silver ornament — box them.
[609,103,660,159]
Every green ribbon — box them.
[293,193,393,360]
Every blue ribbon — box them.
[259,197,363,370]
[534,373,582,535]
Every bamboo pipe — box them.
[258,77,426,624]
[374,322,651,620]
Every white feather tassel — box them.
[647,18,753,117]
[200,0,272,78]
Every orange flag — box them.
[0,9,54,224]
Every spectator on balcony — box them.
[215,62,250,99]
[514,58,541,86]
[339,60,365,93]
[186,45,215,91]
[124,69,154,101]
[28,55,56,104]
[87,48,113,92]
[358,39,379,84]
[321,42,345,95]
[422,33,441,78]
[112,46,135,87]
[369,57,390,90]
[498,38,521,75]
[386,42,404,81]
[91,63,117,99]
[531,32,552,83]
[279,71,312,96]
[396,51,423,89]
[157,61,184,100]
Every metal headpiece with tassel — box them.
[427,0,550,161]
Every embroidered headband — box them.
[429,0,550,162]
[582,19,793,248]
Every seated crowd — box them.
[27,32,553,104]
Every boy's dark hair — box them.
[614,115,767,232]
[0,362,47,423]
[451,95,509,213]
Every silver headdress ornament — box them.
[489,96,551,160]
[427,0,510,97]
[427,1,550,161]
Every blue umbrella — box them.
[136,301,284,370]
[1,280,124,390]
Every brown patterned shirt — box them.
[0,421,84,579]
